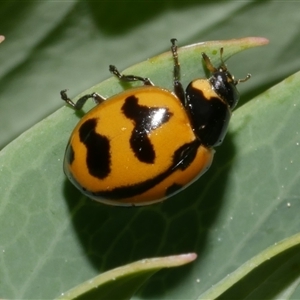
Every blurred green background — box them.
[0,0,299,149]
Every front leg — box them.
[109,65,154,86]
[60,89,106,110]
[170,38,186,107]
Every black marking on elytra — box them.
[122,95,173,164]
[186,85,230,147]
[166,183,183,197]
[79,118,111,179]
[172,142,199,170]
[66,143,75,165]
[86,139,201,200]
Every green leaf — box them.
[0,38,269,299]
[64,36,268,112]
[1,1,300,299]
[200,233,300,299]
[56,254,197,300]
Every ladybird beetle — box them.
[61,39,250,206]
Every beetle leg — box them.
[170,38,186,107]
[109,65,154,86]
[60,89,105,110]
